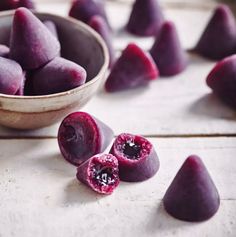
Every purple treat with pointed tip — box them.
[195,4,236,60]
[0,45,9,58]
[0,0,18,10]
[58,112,114,166]
[31,57,86,95]
[109,133,159,182]
[127,0,164,36]
[77,153,119,194]
[0,57,24,95]
[18,0,35,9]
[105,43,159,92]
[10,8,60,70]
[150,21,188,76]
[206,55,236,109]
[164,155,220,222]
[89,15,115,68]
[44,20,59,39]
[69,0,109,25]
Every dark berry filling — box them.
[91,162,117,187]
[115,133,151,161]
[87,154,120,194]
[123,141,141,160]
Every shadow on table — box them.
[146,202,197,234]
[35,152,75,178]
[63,179,106,205]
[189,93,236,120]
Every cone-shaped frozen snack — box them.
[18,0,35,9]
[206,55,236,109]
[127,0,164,36]
[0,0,18,11]
[109,133,160,182]
[163,155,220,222]
[105,43,158,92]
[0,57,24,95]
[150,21,187,76]
[89,15,115,68]
[10,8,60,69]
[77,154,120,194]
[0,45,9,58]
[31,57,86,95]
[58,112,114,166]
[44,20,59,39]
[69,0,109,25]
[195,4,236,60]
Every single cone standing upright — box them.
[194,4,236,60]
[163,155,220,222]
[89,15,115,68]
[9,8,60,70]
[105,43,159,92]
[69,0,109,25]
[127,0,164,36]
[150,21,188,76]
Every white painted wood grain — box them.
[0,137,235,236]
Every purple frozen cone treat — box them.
[0,57,24,95]
[163,155,220,222]
[77,153,119,195]
[0,45,9,58]
[206,55,236,109]
[44,20,59,39]
[69,0,109,26]
[150,21,188,76]
[109,133,160,182]
[10,8,60,69]
[0,0,18,10]
[127,0,164,36]
[31,57,86,95]
[89,15,115,68]
[105,43,159,92]
[195,4,236,60]
[18,0,35,9]
[58,112,114,166]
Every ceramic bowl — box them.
[0,11,109,130]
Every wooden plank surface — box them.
[0,137,235,236]
[0,1,236,236]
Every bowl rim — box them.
[0,10,109,100]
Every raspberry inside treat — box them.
[110,133,160,182]
[77,154,119,195]
[89,155,119,193]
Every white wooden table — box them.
[0,1,236,236]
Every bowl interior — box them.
[0,12,106,82]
